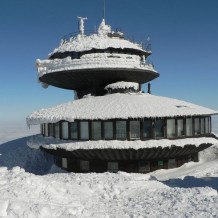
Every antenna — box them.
[77,16,87,35]
[103,0,106,21]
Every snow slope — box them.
[0,121,217,217]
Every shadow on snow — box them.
[163,176,218,191]
[0,136,58,175]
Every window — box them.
[116,121,127,140]
[143,120,152,138]
[104,122,113,139]
[44,123,49,137]
[194,118,200,135]
[92,121,102,140]
[167,119,176,138]
[80,160,90,171]
[186,118,192,136]
[62,158,67,169]
[155,119,165,138]
[108,162,118,172]
[62,122,69,139]
[41,124,44,135]
[80,121,89,140]
[55,123,60,139]
[158,160,164,169]
[49,123,54,137]
[168,159,176,169]
[205,117,210,133]
[130,121,140,139]
[177,119,184,137]
[70,122,78,139]
[200,118,205,134]
[139,161,150,173]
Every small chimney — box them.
[148,83,151,94]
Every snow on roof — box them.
[26,93,218,125]
[37,53,155,79]
[49,33,145,56]
[27,135,218,151]
[105,81,139,90]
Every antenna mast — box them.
[77,16,87,35]
[103,0,106,21]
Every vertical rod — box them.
[103,0,106,21]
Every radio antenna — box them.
[103,0,106,21]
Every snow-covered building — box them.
[27,17,218,173]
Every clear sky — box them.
[0,0,218,122]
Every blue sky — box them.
[0,0,218,122]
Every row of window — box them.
[60,157,194,172]
[41,116,211,140]
[50,48,143,60]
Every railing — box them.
[61,30,152,52]
[62,30,97,42]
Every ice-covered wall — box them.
[36,53,155,78]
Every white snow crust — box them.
[0,121,218,217]
[37,53,155,78]
[105,81,139,90]
[27,93,218,125]
[50,33,145,56]
[27,135,218,151]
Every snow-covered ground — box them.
[0,119,218,217]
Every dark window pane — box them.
[168,159,176,169]
[194,118,200,135]
[92,121,102,140]
[70,122,78,139]
[200,118,205,134]
[116,121,126,140]
[177,119,184,137]
[104,122,113,139]
[186,118,192,136]
[158,160,164,169]
[143,120,152,138]
[108,162,118,172]
[55,123,60,138]
[205,117,209,133]
[167,119,176,138]
[139,161,150,173]
[130,121,140,139]
[80,160,90,171]
[155,120,164,138]
[45,123,49,137]
[62,158,67,169]
[80,121,89,140]
[41,124,44,135]
[49,123,54,137]
[62,122,69,139]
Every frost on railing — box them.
[60,30,151,52]
[61,30,97,44]
[37,54,155,77]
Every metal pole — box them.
[103,0,106,21]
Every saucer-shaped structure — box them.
[37,19,159,96]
